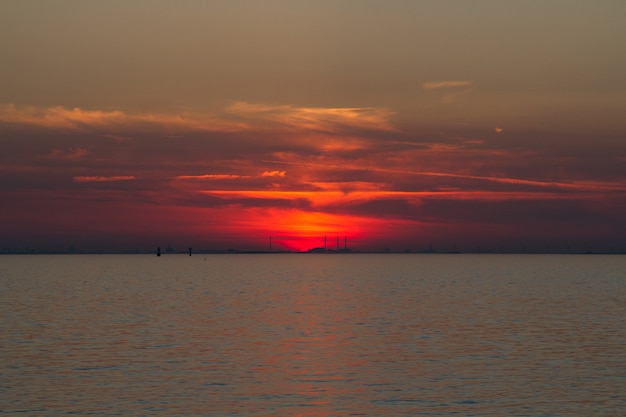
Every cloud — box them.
[262,170,286,177]
[175,174,249,180]
[0,105,126,129]
[1,102,396,135]
[261,158,626,193]
[175,171,288,180]
[73,175,136,182]
[225,101,396,132]
[0,104,246,132]
[197,189,609,228]
[423,81,473,90]
[48,147,89,159]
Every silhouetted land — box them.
[2,248,625,255]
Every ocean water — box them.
[1,254,624,416]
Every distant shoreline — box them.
[2,250,624,255]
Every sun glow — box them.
[263,209,363,252]
[215,207,378,252]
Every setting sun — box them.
[227,208,368,252]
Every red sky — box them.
[1,2,625,253]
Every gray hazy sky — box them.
[2,1,625,130]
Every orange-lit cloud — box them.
[225,101,396,132]
[175,174,249,180]
[0,104,246,132]
[201,190,344,206]
[200,189,597,209]
[175,171,289,180]
[262,170,286,177]
[1,102,396,135]
[423,80,473,90]
[0,105,126,129]
[262,158,626,193]
[73,175,136,182]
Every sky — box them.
[2,1,626,253]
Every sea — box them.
[1,254,624,416]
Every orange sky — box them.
[1,2,625,253]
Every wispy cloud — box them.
[175,171,288,180]
[73,175,135,182]
[0,104,246,132]
[225,102,396,132]
[199,189,593,212]
[423,81,473,90]
[1,102,396,135]
[48,147,89,160]
[261,159,626,193]
[175,174,249,180]
[262,170,286,177]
